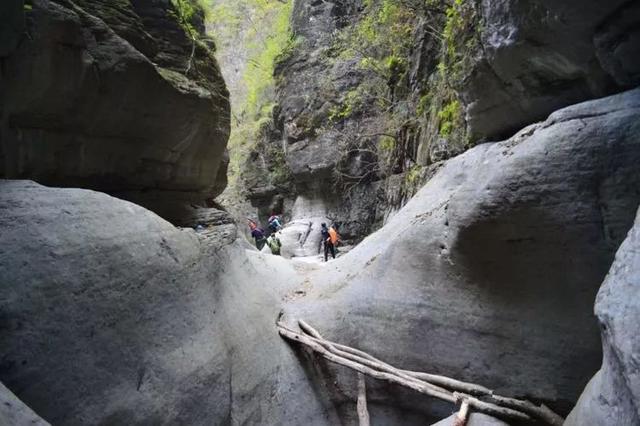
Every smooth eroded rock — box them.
[431,412,510,426]
[565,207,640,425]
[0,180,231,424]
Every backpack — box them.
[267,236,281,253]
[328,227,339,244]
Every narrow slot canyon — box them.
[1,1,640,425]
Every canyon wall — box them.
[0,0,231,222]
[242,0,640,245]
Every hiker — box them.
[321,222,335,262]
[266,233,282,256]
[249,220,266,250]
[268,213,282,232]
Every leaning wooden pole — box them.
[453,399,470,426]
[357,373,370,426]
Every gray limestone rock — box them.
[565,208,640,425]
[0,0,230,220]
[0,381,49,426]
[0,180,340,425]
[0,180,232,425]
[0,0,24,57]
[464,0,640,140]
[594,1,640,89]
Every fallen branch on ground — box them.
[277,320,564,425]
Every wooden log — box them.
[452,392,535,423]
[278,324,531,422]
[299,320,492,396]
[357,373,370,426]
[297,320,564,425]
[279,324,456,402]
[490,395,564,426]
[400,370,492,397]
[297,322,455,397]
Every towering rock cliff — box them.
[0,0,230,222]
[240,0,640,246]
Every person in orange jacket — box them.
[329,224,340,245]
[322,223,341,261]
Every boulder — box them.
[565,208,640,425]
[594,1,640,88]
[0,0,230,221]
[0,180,232,424]
[286,135,340,184]
[464,0,640,140]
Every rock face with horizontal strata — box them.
[0,0,230,222]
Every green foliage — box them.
[170,0,201,39]
[329,89,364,123]
[267,145,292,186]
[438,0,477,81]
[379,135,396,152]
[403,164,423,190]
[408,0,478,162]
[276,34,303,65]
[205,0,294,191]
[335,0,413,81]
[416,93,431,116]
[324,0,419,155]
[443,0,463,57]
[242,1,293,119]
[437,99,460,136]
